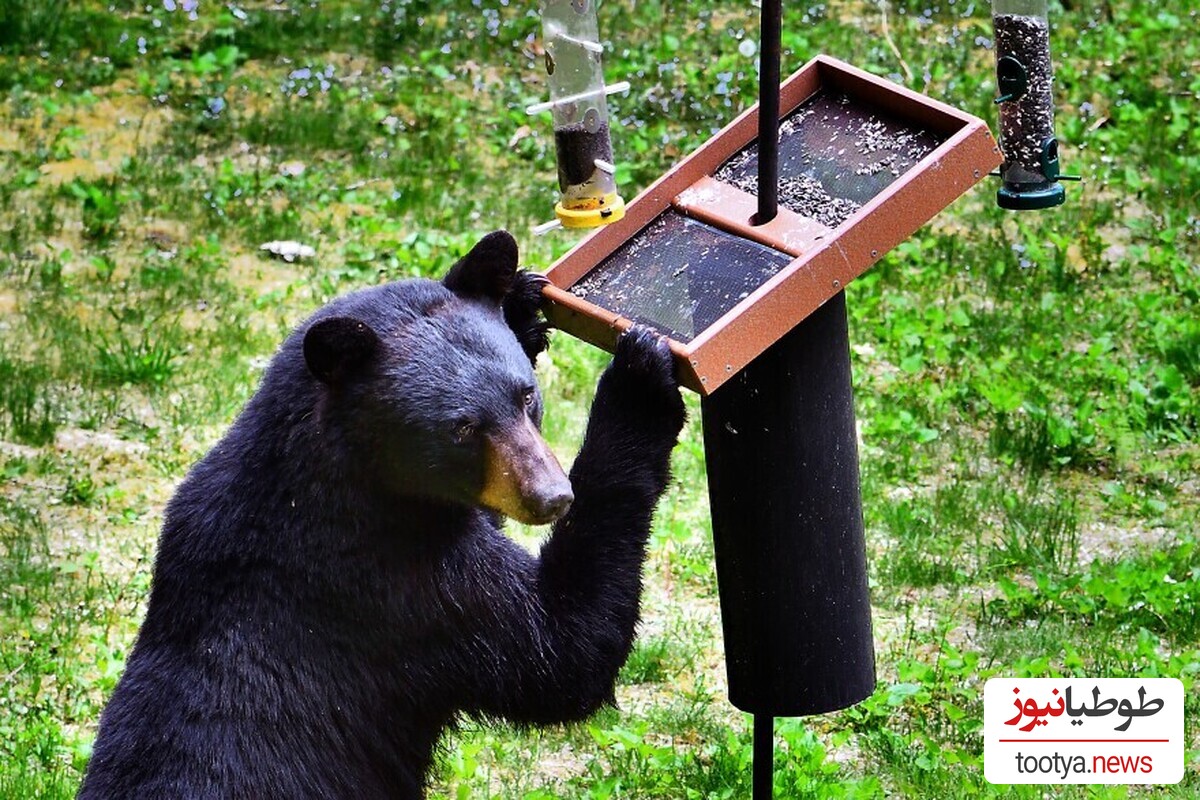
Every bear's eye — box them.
[522,389,536,408]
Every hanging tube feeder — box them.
[532,0,627,229]
[992,0,1069,210]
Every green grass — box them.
[1,0,1198,797]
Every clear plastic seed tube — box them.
[539,0,625,227]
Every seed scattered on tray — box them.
[714,90,944,227]
[568,213,793,342]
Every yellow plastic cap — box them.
[555,192,626,229]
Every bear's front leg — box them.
[465,327,685,725]
[561,325,687,498]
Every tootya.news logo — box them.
[1004,684,1165,732]
[983,678,1184,784]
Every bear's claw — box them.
[610,326,686,434]
[503,270,552,364]
[614,326,674,381]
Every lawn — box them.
[0,1,1197,797]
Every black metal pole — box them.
[709,5,872,798]
[701,291,876,715]
[748,7,783,794]
[756,0,782,225]
[753,714,774,800]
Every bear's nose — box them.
[531,484,574,524]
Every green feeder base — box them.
[997,181,1065,211]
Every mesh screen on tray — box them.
[568,211,794,343]
[714,90,946,228]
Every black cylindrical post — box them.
[756,0,782,224]
[753,714,774,800]
[701,291,876,715]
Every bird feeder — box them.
[534,6,1000,798]
[530,0,627,228]
[542,56,1000,393]
[992,0,1068,209]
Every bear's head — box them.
[299,231,573,525]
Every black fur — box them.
[442,229,518,303]
[502,270,552,365]
[78,231,685,799]
[303,316,380,384]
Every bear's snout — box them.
[479,418,573,525]
[525,481,574,525]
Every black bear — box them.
[78,231,685,799]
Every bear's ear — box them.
[303,317,380,385]
[443,230,518,304]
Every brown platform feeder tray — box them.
[542,55,1001,394]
